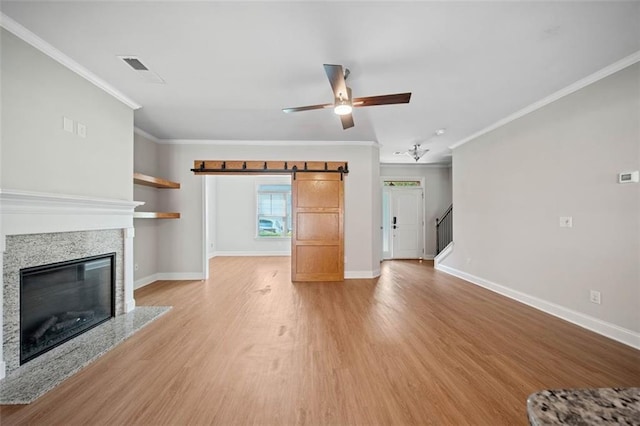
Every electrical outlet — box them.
[589,290,601,305]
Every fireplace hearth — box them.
[20,253,115,364]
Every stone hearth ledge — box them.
[0,306,171,404]
[527,388,640,425]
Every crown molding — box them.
[0,13,141,110]
[450,50,640,150]
[156,139,379,147]
[132,127,379,148]
[380,162,451,168]
[134,127,161,143]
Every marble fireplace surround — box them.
[0,189,142,380]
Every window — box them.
[256,184,291,238]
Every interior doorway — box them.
[199,161,349,282]
[382,180,425,260]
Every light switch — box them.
[63,116,74,133]
[559,216,573,228]
[77,123,86,138]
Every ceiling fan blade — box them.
[324,64,349,100]
[282,103,333,113]
[340,113,354,129]
[352,92,412,107]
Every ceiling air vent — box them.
[121,57,148,71]
[118,56,165,84]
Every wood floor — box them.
[2,257,639,425]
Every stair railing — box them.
[436,204,453,254]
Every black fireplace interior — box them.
[20,253,115,364]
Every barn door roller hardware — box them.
[191,160,349,180]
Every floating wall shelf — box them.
[133,172,180,219]
[133,212,180,219]
[133,172,180,189]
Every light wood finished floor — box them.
[2,257,639,425]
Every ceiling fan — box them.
[282,64,411,129]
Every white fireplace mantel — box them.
[0,189,143,380]
[0,189,143,236]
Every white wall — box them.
[442,63,640,341]
[1,27,135,379]
[209,175,291,256]
[133,132,159,285]
[0,29,133,201]
[156,142,380,278]
[380,165,452,257]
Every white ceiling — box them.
[2,1,639,164]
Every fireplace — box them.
[20,253,115,364]
[1,191,140,379]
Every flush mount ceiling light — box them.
[407,144,429,162]
[435,128,446,136]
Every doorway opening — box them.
[204,174,293,280]
[200,163,347,282]
[381,178,425,260]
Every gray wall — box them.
[156,142,381,277]
[133,132,159,284]
[1,29,133,200]
[209,175,292,256]
[443,63,640,333]
[380,165,452,257]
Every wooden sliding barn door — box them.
[291,172,344,281]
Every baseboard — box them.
[0,361,6,380]
[134,272,204,287]
[345,269,380,279]
[211,251,291,257]
[124,299,136,313]
[135,273,160,290]
[435,264,640,350]
[422,255,435,260]
[156,272,205,281]
[434,242,453,268]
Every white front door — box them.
[383,188,424,259]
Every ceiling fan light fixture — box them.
[283,64,410,130]
[334,99,352,116]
